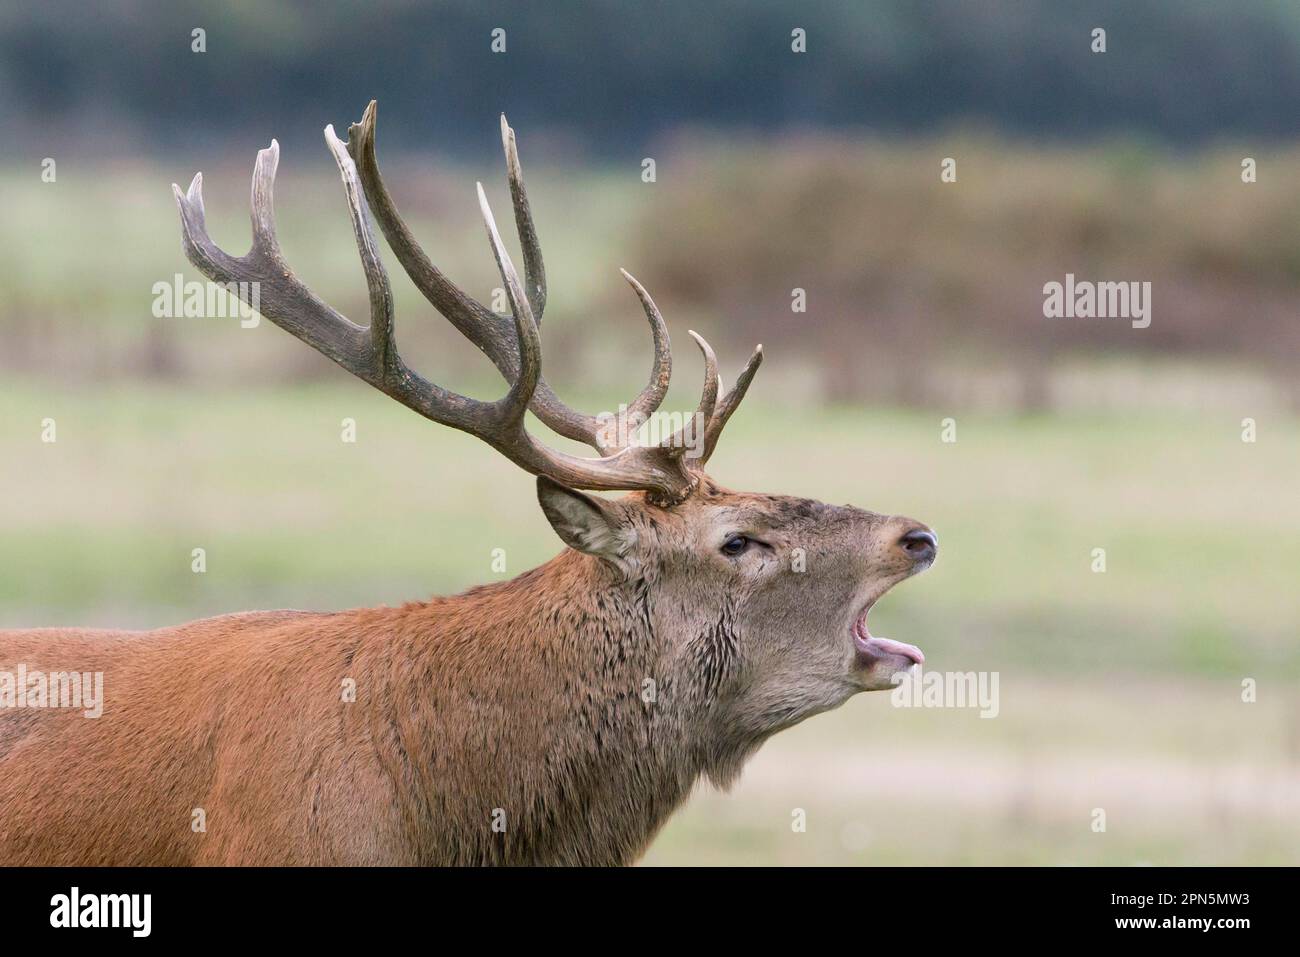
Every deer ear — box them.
[536,476,636,568]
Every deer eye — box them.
[721,534,749,557]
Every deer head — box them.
[173,101,936,792]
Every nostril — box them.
[899,529,937,562]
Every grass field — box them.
[3,380,1297,864]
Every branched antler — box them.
[173,100,762,503]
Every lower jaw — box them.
[854,653,919,690]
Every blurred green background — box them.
[2,1,1298,864]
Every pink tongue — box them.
[863,636,925,665]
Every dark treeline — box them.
[5,0,1300,156]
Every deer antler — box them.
[172,100,761,503]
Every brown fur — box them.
[0,478,932,865]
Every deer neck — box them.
[382,549,740,865]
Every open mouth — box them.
[853,600,924,667]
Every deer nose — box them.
[898,528,938,565]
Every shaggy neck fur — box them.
[377,549,753,865]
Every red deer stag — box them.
[0,102,937,865]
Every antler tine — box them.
[324,124,395,372]
[475,182,540,422]
[662,330,718,458]
[500,113,545,320]
[686,330,720,426]
[618,269,674,437]
[248,142,282,262]
[697,344,764,464]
